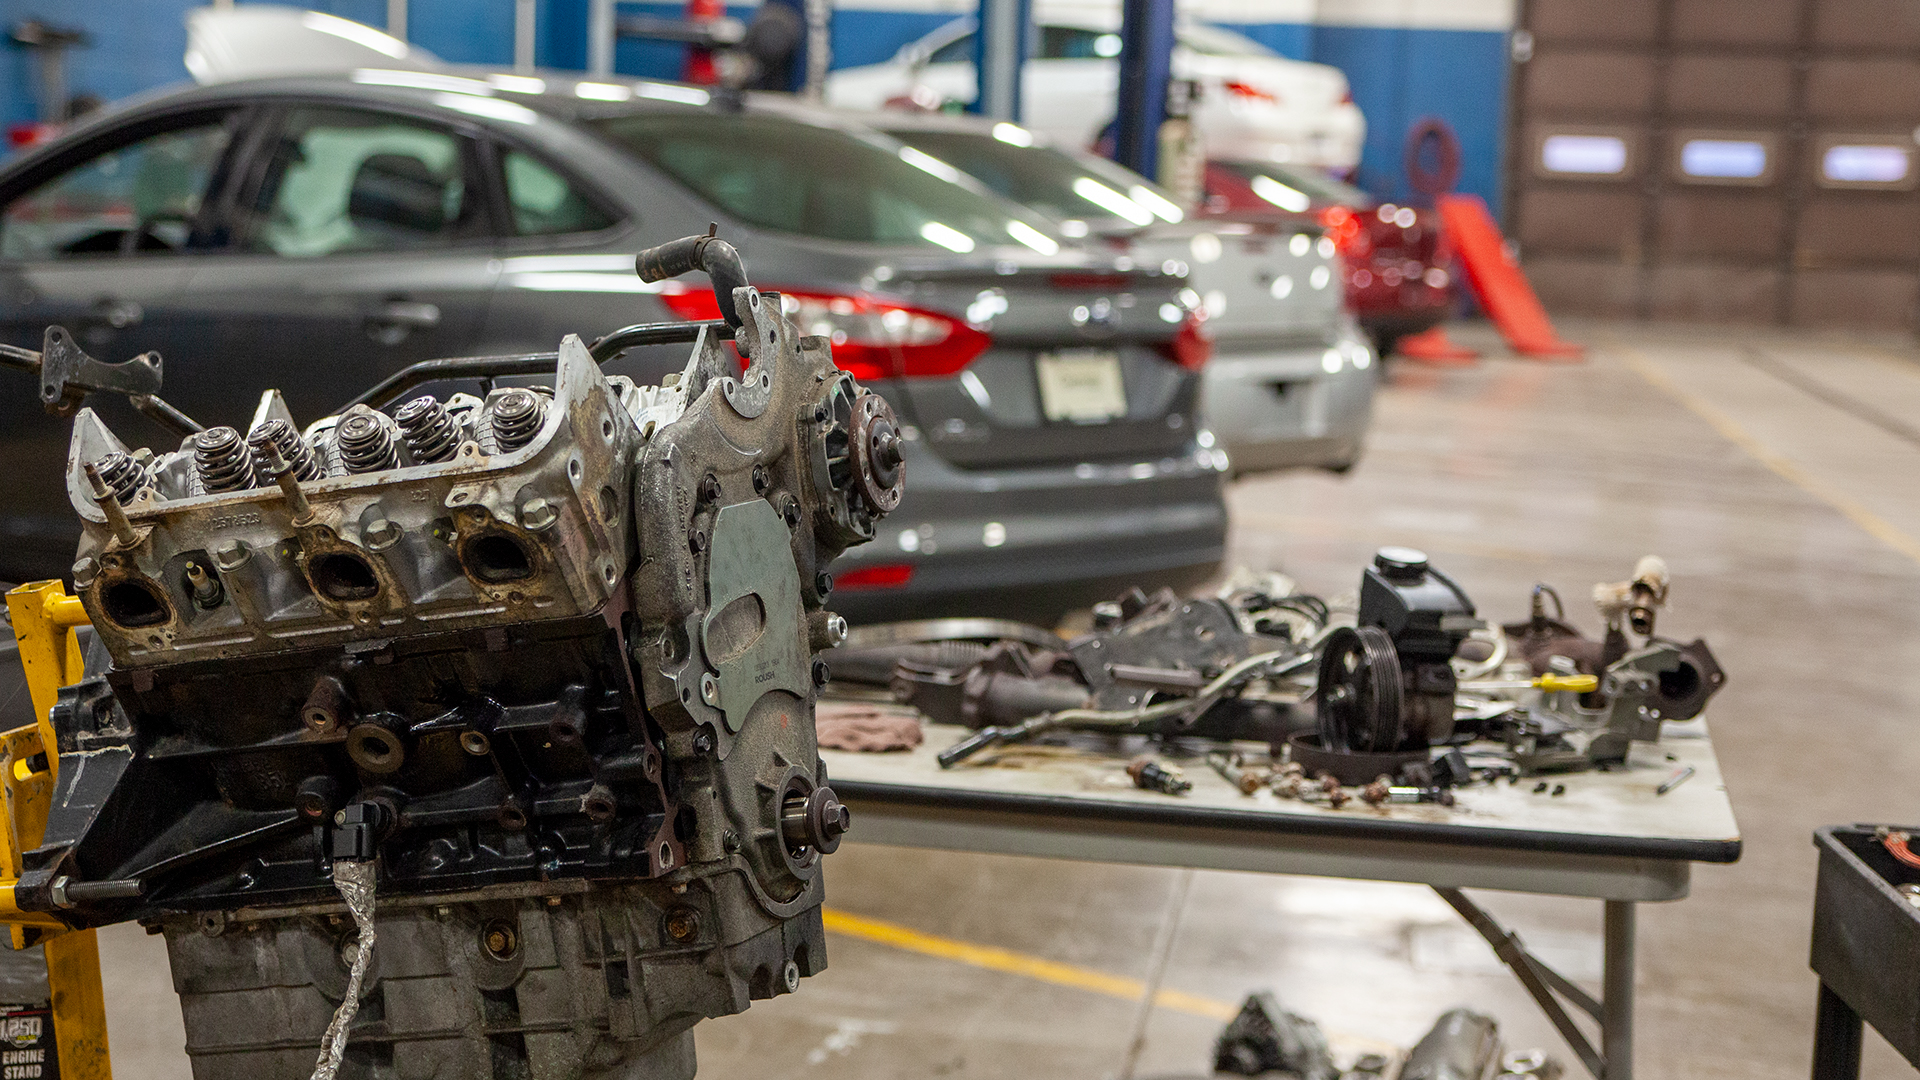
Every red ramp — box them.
[1436,194,1584,360]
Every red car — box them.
[1202,161,1455,358]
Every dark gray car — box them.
[0,72,1226,619]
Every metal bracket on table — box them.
[1435,886,1620,1079]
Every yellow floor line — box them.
[821,907,1238,1021]
[1615,344,1920,569]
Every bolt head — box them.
[521,497,557,531]
[71,556,98,588]
[363,518,402,550]
[213,539,251,571]
[692,729,715,754]
[700,673,720,705]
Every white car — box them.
[824,12,1365,171]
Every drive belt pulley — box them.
[1316,625,1404,753]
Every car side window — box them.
[502,150,616,236]
[928,32,973,64]
[1038,26,1119,59]
[244,107,482,257]
[0,121,232,260]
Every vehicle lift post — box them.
[971,0,1032,121]
[1111,0,1175,178]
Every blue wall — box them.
[0,1,1510,214]
[1309,25,1508,214]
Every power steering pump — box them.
[9,232,901,1079]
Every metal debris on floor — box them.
[1210,994,1561,1080]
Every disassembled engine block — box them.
[14,232,901,1079]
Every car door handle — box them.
[367,300,441,329]
[88,297,144,329]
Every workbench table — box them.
[820,716,1741,1080]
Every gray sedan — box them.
[0,73,1226,621]
[863,111,1376,473]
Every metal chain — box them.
[310,859,378,1080]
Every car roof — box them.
[4,69,872,174]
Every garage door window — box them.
[1540,134,1630,177]
[1816,138,1916,190]
[245,107,483,256]
[0,121,231,259]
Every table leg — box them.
[1811,982,1863,1080]
[1602,901,1635,1080]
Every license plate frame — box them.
[1035,349,1127,424]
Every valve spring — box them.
[491,389,546,452]
[393,396,461,463]
[336,408,399,474]
[193,426,258,493]
[246,419,323,481]
[90,452,148,505]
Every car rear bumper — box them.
[827,435,1229,623]
[1201,331,1375,474]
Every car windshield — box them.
[587,111,1062,253]
[1178,24,1280,58]
[885,126,1184,229]
[1218,160,1371,207]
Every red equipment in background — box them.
[682,0,723,83]
[1403,117,1580,361]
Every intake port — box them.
[101,578,172,628]
[311,552,381,601]
[463,533,534,583]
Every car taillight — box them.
[656,284,989,381]
[1161,309,1213,371]
[1224,80,1279,105]
[834,564,915,591]
[1317,205,1364,256]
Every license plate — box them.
[1036,350,1126,424]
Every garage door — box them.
[1506,0,1920,329]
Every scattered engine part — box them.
[1502,583,1604,677]
[1207,751,1267,794]
[1594,554,1669,649]
[868,583,1320,768]
[1502,640,1724,770]
[1487,559,1725,772]
[1211,992,1339,1080]
[815,702,924,752]
[826,617,1066,686]
[16,229,900,1079]
[1400,1008,1501,1080]
[1358,546,1481,745]
[1126,756,1192,796]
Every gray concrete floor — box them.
[93,320,1920,1077]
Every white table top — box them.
[820,717,1741,903]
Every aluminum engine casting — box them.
[16,233,901,1078]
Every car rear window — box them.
[586,111,1062,253]
[887,128,1181,227]
[1216,161,1370,207]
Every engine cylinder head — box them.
[336,407,399,474]
[90,452,148,505]
[491,389,546,452]
[246,419,322,481]
[193,427,257,493]
[394,396,461,463]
